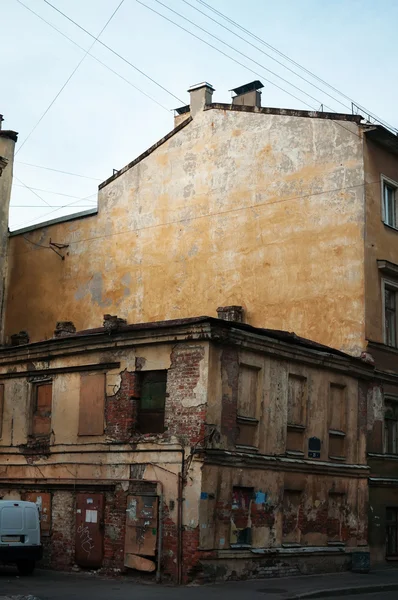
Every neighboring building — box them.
[0,313,375,581]
[0,116,17,344]
[2,79,398,569]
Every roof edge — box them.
[98,116,193,190]
[9,208,98,236]
[206,103,363,123]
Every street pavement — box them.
[1,566,398,600]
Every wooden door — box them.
[124,495,158,571]
[75,493,104,568]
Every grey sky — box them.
[3,0,398,231]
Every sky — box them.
[2,0,398,231]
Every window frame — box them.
[382,278,398,348]
[381,175,398,230]
[384,395,398,455]
[386,507,398,557]
[136,370,168,435]
[30,379,53,438]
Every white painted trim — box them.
[381,174,398,228]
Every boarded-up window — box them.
[286,375,307,454]
[79,373,105,436]
[328,384,346,459]
[22,492,51,535]
[236,365,259,448]
[32,383,52,436]
[230,486,253,546]
[0,384,3,438]
[327,493,345,543]
[282,490,302,544]
[137,371,167,434]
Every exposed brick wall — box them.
[105,370,139,442]
[220,348,239,447]
[165,345,206,445]
[51,491,75,569]
[103,488,127,571]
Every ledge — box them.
[378,259,398,277]
[198,545,366,560]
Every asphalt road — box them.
[0,567,397,600]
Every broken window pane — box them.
[137,371,167,434]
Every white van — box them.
[0,500,43,574]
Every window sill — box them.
[383,222,398,233]
[235,444,259,453]
[230,544,252,549]
[287,424,306,432]
[329,455,346,462]
[286,450,305,457]
[327,541,346,547]
[236,415,259,425]
[329,430,346,437]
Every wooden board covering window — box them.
[79,373,105,436]
[32,383,52,436]
[0,384,4,438]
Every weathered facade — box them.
[2,79,398,571]
[0,316,374,581]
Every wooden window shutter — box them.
[32,383,52,436]
[0,384,3,438]
[79,373,105,436]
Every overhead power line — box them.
[136,0,366,142]
[13,183,97,200]
[136,0,316,109]
[14,176,52,207]
[194,0,397,133]
[12,195,97,229]
[16,160,102,181]
[15,0,170,113]
[16,0,126,155]
[41,0,183,104]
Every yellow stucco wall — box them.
[6,109,366,353]
[364,138,398,344]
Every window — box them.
[32,382,52,436]
[384,399,398,455]
[236,364,259,448]
[282,490,302,544]
[230,486,253,546]
[137,371,167,434]
[386,508,398,557]
[384,284,398,348]
[79,373,105,436]
[383,177,398,229]
[328,383,346,460]
[286,374,307,454]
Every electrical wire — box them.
[41,0,184,104]
[14,0,171,113]
[16,160,101,180]
[13,184,97,201]
[136,0,367,142]
[182,0,352,112]
[12,195,98,229]
[16,0,126,155]
[136,0,316,109]
[12,178,382,248]
[151,0,326,108]
[13,176,52,207]
[194,0,398,133]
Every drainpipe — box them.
[156,491,163,583]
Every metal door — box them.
[75,493,104,568]
[124,495,158,570]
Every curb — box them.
[287,582,398,599]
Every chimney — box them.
[217,306,244,323]
[188,82,215,117]
[230,80,264,108]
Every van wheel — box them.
[16,560,35,575]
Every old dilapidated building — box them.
[0,314,375,581]
[2,78,398,574]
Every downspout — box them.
[156,489,163,583]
